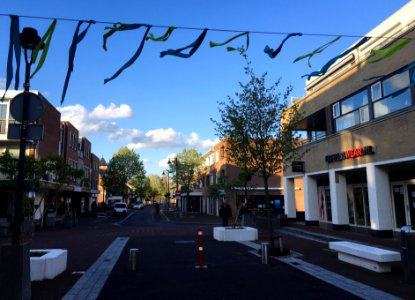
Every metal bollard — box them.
[261,242,269,264]
[128,248,139,271]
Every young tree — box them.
[103,147,146,200]
[211,57,303,250]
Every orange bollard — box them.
[196,226,207,269]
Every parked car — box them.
[132,201,144,210]
[113,202,128,216]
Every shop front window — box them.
[348,186,370,227]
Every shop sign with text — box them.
[325,146,375,163]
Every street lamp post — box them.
[162,170,170,209]
[12,27,44,244]
[0,27,44,300]
[167,157,179,211]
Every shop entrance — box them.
[392,182,415,229]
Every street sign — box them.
[7,124,43,140]
[10,92,44,122]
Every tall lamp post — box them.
[0,27,44,300]
[167,157,179,211]
[162,170,170,209]
[12,27,44,245]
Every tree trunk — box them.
[263,173,274,250]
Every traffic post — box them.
[195,226,207,269]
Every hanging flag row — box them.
[1,15,412,103]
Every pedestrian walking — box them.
[219,200,232,227]
[154,202,160,215]
[238,202,251,227]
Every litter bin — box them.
[128,248,139,271]
[401,226,415,284]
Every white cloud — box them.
[89,103,133,119]
[59,103,216,151]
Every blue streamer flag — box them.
[160,28,208,58]
[61,20,94,104]
[302,37,371,80]
[104,25,152,84]
[264,33,302,59]
[2,15,21,100]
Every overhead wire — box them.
[0,12,412,41]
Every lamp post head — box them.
[20,27,44,50]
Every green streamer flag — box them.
[368,38,411,64]
[302,37,370,80]
[146,26,177,42]
[210,32,249,53]
[31,19,57,79]
[103,23,143,51]
[294,35,342,67]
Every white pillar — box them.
[304,175,319,223]
[366,164,393,231]
[284,177,296,219]
[329,170,349,227]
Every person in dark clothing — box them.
[154,202,160,215]
[238,202,251,227]
[219,200,232,227]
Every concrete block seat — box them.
[213,226,258,242]
[329,241,400,273]
[30,249,68,281]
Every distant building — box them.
[0,90,99,227]
[199,140,289,216]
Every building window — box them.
[0,104,7,134]
[334,89,369,131]
[370,82,382,101]
[373,70,411,118]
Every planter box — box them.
[213,226,258,242]
[30,249,67,281]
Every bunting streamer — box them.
[146,26,177,42]
[103,23,144,51]
[61,20,94,104]
[104,25,151,84]
[264,32,302,59]
[2,15,21,100]
[368,38,411,64]
[294,35,342,67]
[30,19,57,79]
[160,28,208,58]
[302,37,371,80]
[210,32,249,53]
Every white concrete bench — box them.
[329,241,401,273]
[30,249,68,281]
[213,226,258,242]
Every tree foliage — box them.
[103,147,146,199]
[211,56,303,247]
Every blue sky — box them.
[0,0,410,176]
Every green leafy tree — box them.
[103,147,146,200]
[211,57,303,249]
[148,174,164,199]
[176,148,202,210]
